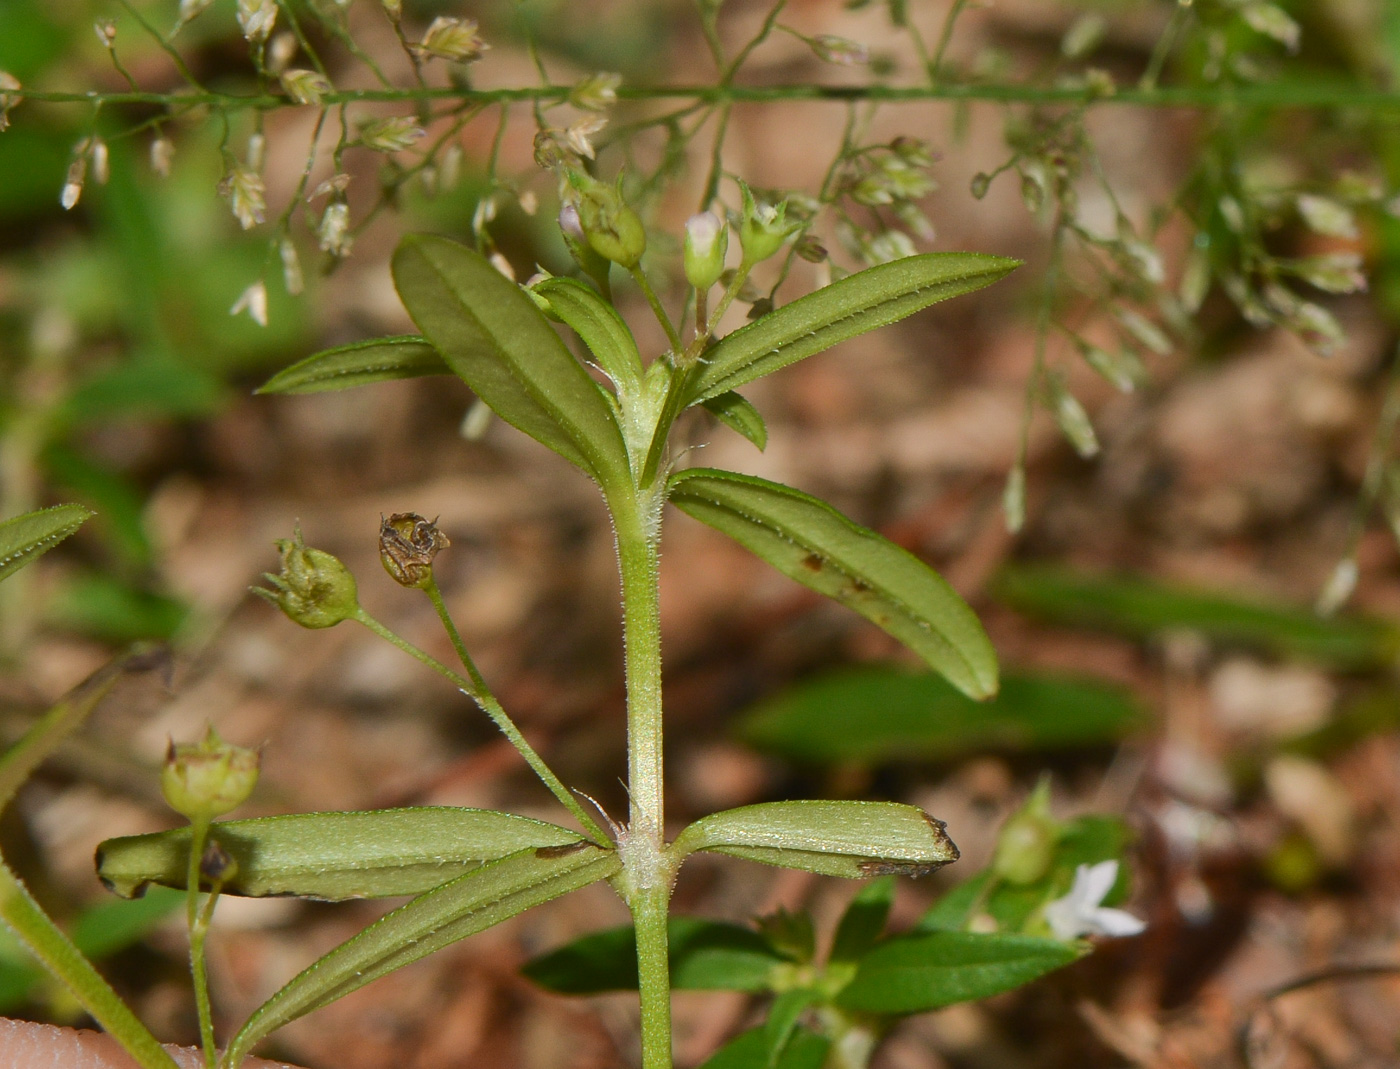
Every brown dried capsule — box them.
[379,512,450,588]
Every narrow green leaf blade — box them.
[522,916,786,993]
[0,504,92,584]
[673,800,958,879]
[698,1027,830,1069]
[96,808,588,901]
[687,253,1019,402]
[830,877,895,964]
[392,235,631,485]
[702,391,768,451]
[228,844,619,1063]
[256,336,449,395]
[993,564,1400,669]
[668,469,997,698]
[836,931,1081,1014]
[738,666,1143,765]
[71,886,183,960]
[532,276,644,392]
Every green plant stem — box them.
[184,819,218,1068]
[631,883,673,1069]
[0,649,177,1069]
[630,266,683,354]
[0,864,180,1069]
[354,606,609,844]
[610,487,672,1069]
[23,82,1400,110]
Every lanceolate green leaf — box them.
[0,504,93,585]
[392,235,632,487]
[701,391,768,450]
[256,336,449,395]
[697,1026,830,1069]
[835,931,1081,1014]
[227,844,619,1064]
[522,916,786,993]
[668,469,998,699]
[532,276,644,393]
[686,253,1019,403]
[737,667,1143,765]
[829,877,895,965]
[96,807,587,901]
[672,800,958,879]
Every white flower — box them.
[1044,861,1145,941]
[0,71,20,132]
[318,201,351,256]
[564,116,606,160]
[150,135,174,177]
[415,17,487,62]
[230,280,269,327]
[236,0,278,43]
[280,68,331,105]
[358,116,425,154]
[279,237,303,296]
[221,163,266,230]
[570,72,621,112]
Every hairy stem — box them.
[185,820,217,1068]
[610,487,671,1069]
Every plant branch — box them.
[354,605,609,844]
[22,81,1400,111]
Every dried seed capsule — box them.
[379,512,450,589]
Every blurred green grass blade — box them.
[672,800,958,879]
[62,358,224,423]
[97,808,589,901]
[227,844,619,1063]
[522,917,786,994]
[701,391,768,451]
[993,564,1399,669]
[43,572,186,642]
[763,988,819,1068]
[685,253,1019,403]
[257,336,449,395]
[737,666,1144,766]
[835,931,1082,1014]
[669,469,998,699]
[0,504,92,585]
[71,886,183,960]
[43,445,152,567]
[830,877,895,965]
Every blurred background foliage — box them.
[3,0,1400,1065]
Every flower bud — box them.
[573,177,647,268]
[255,527,359,628]
[162,726,260,822]
[738,182,794,265]
[379,513,450,589]
[0,72,20,133]
[570,72,621,113]
[991,778,1061,886]
[230,280,268,327]
[683,212,728,291]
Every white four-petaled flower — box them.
[1044,860,1146,941]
